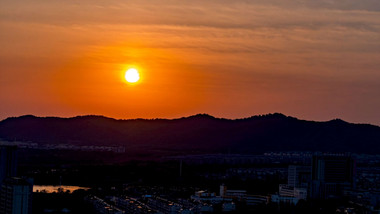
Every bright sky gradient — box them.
[1,0,380,124]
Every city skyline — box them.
[1,0,380,125]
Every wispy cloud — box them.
[1,0,380,124]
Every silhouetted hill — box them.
[1,113,380,156]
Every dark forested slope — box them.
[1,113,379,155]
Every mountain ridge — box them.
[2,113,374,125]
[1,113,379,156]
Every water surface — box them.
[33,185,90,193]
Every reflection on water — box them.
[33,185,90,193]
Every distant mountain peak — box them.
[186,114,216,119]
[327,118,349,125]
[243,113,295,121]
[71,115,115,121]
[330,118,346,122]
[261,113,288,118]
[1,113,380,155]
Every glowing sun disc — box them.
[125,68,140,83]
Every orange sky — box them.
[1,0,380,124]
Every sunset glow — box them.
[1,0,380,124]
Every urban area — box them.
[1,145,380,214]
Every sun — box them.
[125,68,140,83]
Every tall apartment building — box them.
[275,165,310,204]
[0,146,17,185]
[310,153,355,199]
[0,146,32,214]
[0,177,33,214]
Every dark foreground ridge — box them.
[1,113,380,156]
